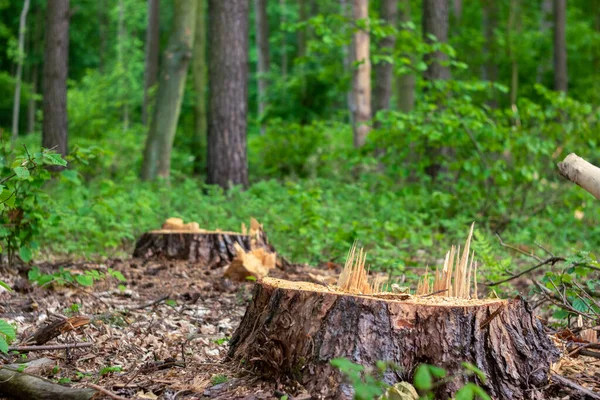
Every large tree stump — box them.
[133,219,276,268]
[229,277,559,399]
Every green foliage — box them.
[0,318,16,353]
[330,358,389,400]
[99,365,123,376]
[210,374,229,386]
[28,266,126,288]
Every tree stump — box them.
[133,219,275,268]
[229,277,559,400]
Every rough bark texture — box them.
[230,278,559,400]
[372,0,397,125]
[557,153,600,200]
[42,0,69,158]
[141,0,196,180]
[192,0,207,173]
[207,0,249,189]
[142,0,160,126]
[397,0,415,113]
[255,0,270,133]
[351,0,371,148]
[553,0,568,93]
[0,366,95,400]
[422,0,450,82]
[133,229,275,267]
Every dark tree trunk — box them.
[141,0,196,180]
[279,0,288,77]
[422,0,450,82]
[42,0,69,157]
[372,0,397,125]
[553,0,567,93]
[297,0,307,59]
[142,0,160,125]
[192,0,207,173]
[229,278,559,400]
[206,0,249,189]
[351,0,371,148]
[12,0,31,142]
[397,0,415,113]
[255,0,270,134]
[97,0,108,74]
[27,6,43,134]
[482,0,498,107]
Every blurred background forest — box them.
[0,0,599,274]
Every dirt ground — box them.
[0,256,598,399]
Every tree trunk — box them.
[27,6,43,135]
[42,0,69,158]
[422,0,450,82]
[482,0,498,107]
[351,0,371,148]
[11,0,31,143]
[192,0,207,174]
[553,0,567,93]
[535,0,553,83]
[117,0,129,131]
[557,153,600,200]
[372,0,397,126]
[280,0,288,77]
[142,0,160,126]
[206,0,249,189]
[297,0,307,59]
[507,0,520,108]
[397,0,415,113]
[255,0,270,134]
[452,0,462,21]
[229,278,559,400]
[140,0,196,181]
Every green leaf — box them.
[13,166,29,179]
[455,384,474,400]
[0,336,8,354]
[19,246,33,263]
[60,169,81,185]
[572,298,590,313]
[28,266,41,281]
[461,363,487,383]
[428,365,447,378]
[0,280,12,292]
[75,275,94,287]
[0,320,16,341]
[413,365,433,391]
[43,153,67,167]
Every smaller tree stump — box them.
[229,277,559,400]
[133,219,276,268]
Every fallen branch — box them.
[131,294,169,310]
[557,153,600,200]
[8,342,93,352]
[87,383,128,400]
[550,373,600,400]
[487,257,564,286]
[0,364,96,400]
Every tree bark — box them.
[42,0,69,158]
[229,278,559,400]
[141,0,196,180]
[0,366,95,400]
[422,0,450,82]
[142,0,160,126]
[206,0,249,189]
[117,0,129,131]
[192,0,207,173]
[397,0,415,113]
[255,0,270,134]
[553,0,568,93]
[280,0,288,77]
[373,0,397,125]
[557,153,600,200]
[27,6,43,134]
[482,0,498,107]
[351,0,371,148]
[507,0,520,108]
[535,0,553,83]
[11,0,31,143]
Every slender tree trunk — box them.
[255,0,270,134]
[351,0,371,148]
[373,0,397,125]
[192,0,207,174]
[507,0,520,107]
[117,0,129,131]
[422,0,450,82]
[27,6,42,134]
[482,0,498,107]
[140,0,196,180]
[297,0,307,59]
[142,0,160,125]
[452,0,462,22]
[397,0,415,113]
[206,0,249,189]
[98,0,108,74]
[553,0,567,93]
[11,0,31,143]
[535,0,552,83]
[280,0,288,77]
[341,0,354,124]
[42,0,69,157]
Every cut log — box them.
[557,153,600,200]
[133,218,276,268]
[229,277,559,400]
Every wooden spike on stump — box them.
[229,277,559,399]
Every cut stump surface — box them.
[229,277,559,399]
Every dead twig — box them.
[87,383,128,400]
[496,233,542,262]
[487,257,564,286]
[8,342,93,352]
[550,373,600,400]
[130,294,169,310]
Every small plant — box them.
[213,337,230,346]
[210,374,229,385]
[0,280,15,353]
[99,365,122,376]
[28,266,126,288]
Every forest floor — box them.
[0,256,599,399]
